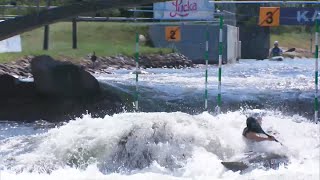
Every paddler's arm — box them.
[245,132,275,142]
[269,49,273,58]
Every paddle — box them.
[284,48,295,53]
[264,133,284,146]
[248,117,284,146]
[258,129,284,145]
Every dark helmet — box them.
[246,117,266,134]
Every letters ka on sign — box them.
[280,8,320,25]
[154,0,214,20]
[259,7,280,26]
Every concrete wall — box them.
[0,35,21,53]
[149,24,240,64]
[239,25,270,60]
[226,25,240,63]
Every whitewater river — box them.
[0,59,319,180]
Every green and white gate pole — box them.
[205,25,209,110]
[315,19,319,122]
[216,16,223,114]
[133,7,139,112]
[135,32,139,111]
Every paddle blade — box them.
[221,161,249,172]
[285,48,295,52]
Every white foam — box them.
[0,111,319,179]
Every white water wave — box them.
[0,110,319,179]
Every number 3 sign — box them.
[259,7,280,26]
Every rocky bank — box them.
[0,53,194,78]
[0,53,193,122]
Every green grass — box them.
[0,22,171,63]
[271,32,314,50]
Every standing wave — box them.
[0,110,319,180]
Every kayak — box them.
[221,153,289,173]
[270,56,284,61]
[130,70,149,74]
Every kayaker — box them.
[243,117,276,142]
[270,41,283,57]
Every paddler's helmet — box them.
[246,117,265,134]
[274,41,279,45]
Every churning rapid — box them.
[98,58,318,118]
[0,59,319,180]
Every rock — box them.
[0,74,19,95]
[0,81,126,122]
[0,57,33,78]
[139,53,193,69]
[0,65,126,122]
[0,53,195,122]
[31,55,100,97]
[0,53,194,78]
[139,34,147,44]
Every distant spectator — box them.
[91,51,97,62]
[91,51,97,68]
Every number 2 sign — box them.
[259,7,280,26]
[165,26,181,41]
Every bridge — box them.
[0,0,162,41]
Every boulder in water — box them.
[0,73,19,94]
[31,55,100,97]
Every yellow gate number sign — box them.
[165,26,181,41]
[259,7,280,26]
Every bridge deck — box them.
[0,0,160,41]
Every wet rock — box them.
[139,53,193,69]
[0,74,19,94]
[0,57,33,77]
[0,73,128,122]
[31,55,100,97]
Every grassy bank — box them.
[0,22,170,63]
[271,32,314,51]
